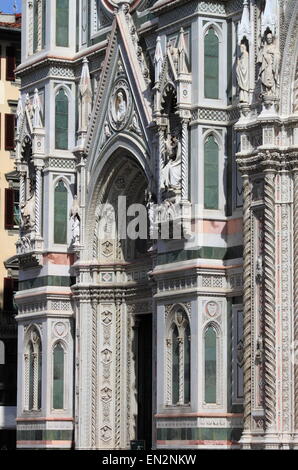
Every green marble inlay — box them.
[19,276,75,291]
[204,28,219,99]
[157,246,243,265]
[204,135,219,210]
[56,0,69,47]
[157,427,242,441]
[17,429,73,441]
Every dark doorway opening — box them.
[135,313,152,450]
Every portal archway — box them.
[75,149,153,450]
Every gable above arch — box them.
[84,6,153,171]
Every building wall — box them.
[0,13,21,451]
[14,0,248,450]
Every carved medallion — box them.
[54,322,67,338]
[101,387,112,403]
[109,80,132,131]
[101,310,112,325]
[205,301,219,318]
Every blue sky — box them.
[0,0,22,13]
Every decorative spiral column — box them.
[33,352,39,411]
[115,298,122,448]
[28,1,34,56]
[165,338,172,405]
[91,301,98,449]
[35,167,42,236]
[24,353,29,411]
[293,170,298,430]
[20,171,26,207]
[37,0,43,52]
[181,120,189,201]
[158,126,166,203]
[242,174,252,431]
[263,171,276,430]
[178,337,184,404]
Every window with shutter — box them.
[6,47,16,81]
[5,188,14,230]
[5,114,15,151]
[3,278,14,312]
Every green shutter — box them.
[172,326,179,404]
[205,326,217,404]
[56,0,69,47]
[54,180,68,244]
[55,88,69,150]
[204,28,219,99]
[204,135,219,210]
[53,343,64,410]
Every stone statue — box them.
[258,30,280,97]
[20,193,35,231]
[145,189,157,239]
[131,113,142,136]
[161,134,182,191]
[70,196,80,245]
[237,42,249,104]
[104,121,112,140]
[79,58,92,133]
[115,91,127,122]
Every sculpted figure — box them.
[237,42,249,104]
[115,91,127,122]
[161,135,182,190]
[258,30,280,97]
[70,196,80,245]
[20,193,35,231]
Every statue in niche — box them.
[20,193,35,232]
[145,189,157,240]
[237,40,250,104]
[258,29,280,97]
[115,90,127,122]
[161,133,182,191]
[70,195,80,245]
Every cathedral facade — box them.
[14,0,298,450]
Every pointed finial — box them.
[238,0,251,44]
[178,28,188,74]
[154,36,163,83]
[79,57,92,97]
[178,28,186,52]
[261,0,278,37]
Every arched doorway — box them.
[75,149,153,449]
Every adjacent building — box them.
[0,12,21,450]
[13,0,298,450]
